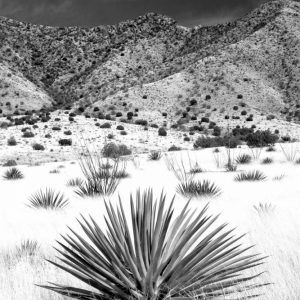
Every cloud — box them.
[0,0,271,27]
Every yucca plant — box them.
[76,145,126,198]
[235,170,267,182]
[3,167,24,180]
[149,151,162,161]
[28,188,69,209]
[40,189,266,299]
[66,178,84,187]
[254,203,275,215]
[261,157,273,165]
[177,179,221,199]
[235,154,252,165]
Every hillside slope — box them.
[0,0,299,128]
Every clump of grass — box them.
[3,167,24,180]
[100,161,112,170]
[235,153,252,165]
[16,240,39,258]
[115,169,130,179]
[28,189,69,209]
[40,189,266,299]
[148,151,162,161]
[261,157,273,164]
[225,163,237,172]
[254,203,275,215]
[235,170,267,182]
[66,178,84,187]
[295,158,300,165]
[49,169,60,174]
[189,163,204,174]
[266,146,276,152]
[177,180,221,198]
[273,174,285,181]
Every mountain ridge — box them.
[0,0,299,129]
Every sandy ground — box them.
[0,144,300,299]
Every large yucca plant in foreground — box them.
[41,189,266,299]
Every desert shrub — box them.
[281,136,291,142]
[45,134,51,138]
[135,119,148,126]
[66,178,84,187]
[235,170,267,182]
[3,160,17,167]
[32,143,45,151]
[266,146,276,152]
[52,126,61,131]
[246,130,279,148]
[7,136,17,146]
[59,139,72,146]
[120,130,127,135]
[212,126,221,136]
[235,154,252,164]
[28,189,68,209]
[41,189,265,300]
[201,117,210,123]
[100,122,111,129]
[107,134,114,139]
[64,130,72,136]
[168,145,181,152]
[177,180,221,198]
[158,127,167,136]
[261,157,273,164]
[184,136,191,142]
[296,158,300,165]
[115,169,130,179]
[148,151,162,161]
[102,142,132,158]
[116,125,124,130]
[3,167,24,180]
[22,131,34,138]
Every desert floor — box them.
[1,144,300,299]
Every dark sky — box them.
[0,0,270,28]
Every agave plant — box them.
[235,154,252,165]
[3,167,24,180]
[149,151,162,161]
[235,170,267,182]
[177,180,221,199]
[28,188,69,209]
[40,189,266,299]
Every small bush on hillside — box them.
[102,143,132,158]
[168,145,181,152]
[3,160,17,167]
[116,125,124,130]
[3,167,24,180]
[66,178,84,187]
[64,130,72,136]
[59,139,72,146]
[158,127,167,136]
[32,143,45,151]
[7,136,17,146]
[100,122,111,129]
[52,126,61,131]
[246,130,279,148]
[22,131,34,138]
[135,119,148,126]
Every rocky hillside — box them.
[0,0,299,129]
